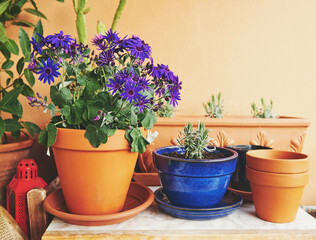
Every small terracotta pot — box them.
[246,150,309,173]
[52,128,138,215]
[246,166,309,223]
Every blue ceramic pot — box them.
[153,146,238,208]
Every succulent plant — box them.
[177,122,215,159]
[203,92,224,118]
[251,98,276,119]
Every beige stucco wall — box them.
[10,0,316,204]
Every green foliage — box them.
[111,0,127,31]
[203,92,224,118]
[0,0,63,144]
[251,98,276,119]
[177,122,214,159]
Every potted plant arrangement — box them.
[153,122,242,220]
[0,0,49,205]
[134,93,310,186]
[28,29,181,216]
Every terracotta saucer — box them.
[227,187,252,201]
[43,182,154,226]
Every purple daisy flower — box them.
[135,96,150,113]
[98,50,115,66]
[138,77,151,91]
[27,59,38,72]
[117,68,133,81]
[46,31,74,50]
[151,64,175,80]
[36,58,61,85]
[92,34,106,51]
[120,80,143,104]
[30,37,44,54]
[106,76,125,95]
[104,29,120,43]
[169,87,181,107]
[123,36,151,62]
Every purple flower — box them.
[151,64,175,80]
[36,58,61,85]
[117,68,133,81]
[135,96,150,113]
[30,37,44,54]
[104,29,120,43]
[98,50,115,66]
[120,80,143,104]
[27,59,38,72]
[92,34,106,51]
[123,36,151,62]
[169,87,181,107]
[94,115,101,121]
[138,77,151,91]
[46,31,74,50]
[27,94,47,108]
[106,76,125,95]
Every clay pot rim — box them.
[153,146,238,163]
[246,166,309,187]
[247,150,308,161]
[0,134,34,153]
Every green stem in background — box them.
[111,0,127,30]
[73,0,88,45]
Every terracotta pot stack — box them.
[246,150,309,223]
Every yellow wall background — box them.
[7,0,316,204]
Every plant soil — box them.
[165,151,230,160]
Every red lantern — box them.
[6,159,47,236]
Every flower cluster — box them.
[29,30,182,151]
[27,93,48,108]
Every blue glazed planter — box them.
[153,146,238,208]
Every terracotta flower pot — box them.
[52,128,138,215]
[246,150,309,173]
[0,134,34,206]
[246,166,309,223]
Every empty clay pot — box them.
[246,150,309,174]
[246,166,309,223]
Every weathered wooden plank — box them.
[27,188,46,240]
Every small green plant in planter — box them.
[153,122,238,211]
[251,98,276,119]
[203,92,224,118]
[176,122,215,159]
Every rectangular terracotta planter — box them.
[133,115,311,186]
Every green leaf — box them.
[47,103,56,117]
[38,123,57,148]
[56,0,64,2]
[0,23,8,43]
[87,100,103,121]
[2,60,14,69]
[4,119,23,132]
[108,129,116,137]
[6,78,11,85]
[24,69,35,87]
[16,57,24,74]
[0,42,10,59]
[97,21,107,34]
[11,131,20,141]
[21,84,35,97]
[22,121,41,137]
[84,125,108,148]
[13,78,23,88]
[131,108,137,126]
[12,20,35,28]
[0,100,22,117]
[0,1,10,16]
[129,128,149,153]
[0,117,5,143]
[4,39,19,55]
[19,27,31,60]
[84,81,99,98]
[50,86,72,107]
[24,8,47,20]
[65,100,85,125]
[60,105,70,118]
[33,20,43,43]
[0,87,23,106]
[141,110,157,130]
[4,70,13,78]
[77,75,87,85]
